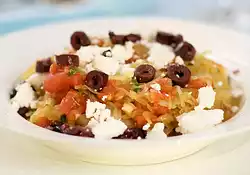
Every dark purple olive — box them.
[79,128,95,138]
[47,121,63,133]
[17,107,30,118]
[126,33,141,43]
[166,64,191,87]
[60,124,94,138]
[156,31,183,49]
[134,64,156,83]
[85,70,109,91]
[167,130,182,137]
[55,54,79,67]
[36,58,52,73]
[10,88,17,99]
[113,128,147,139]
[109,31,127,45]
[70,31,91,50]
[175,41,196,61]
[102,50,112,57]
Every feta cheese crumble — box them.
[93,55,120,75]
[195,86,216,110]
[146,123,167,140]
[142,123,150,130]
[11,82,37,110]
[86,100,127,139]
[174,56,185,65]
[176,109,224,134]
[150,83,161,91]
[120,65,135,78]
[26,73,47,88]
[85,100,111,122]
[112,41,134,63]
[91,117,127,139]
[148,43,175,68]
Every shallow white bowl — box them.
[1,18,250,165]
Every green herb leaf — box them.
[68,67,79,76]
[60,114,67,123]
[131,78,141,92]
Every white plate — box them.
[0,127,250,175]
[1,17,250,165]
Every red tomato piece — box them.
[59,90,86,116]
[187,78,207,89]
[155,78,173,93]
[44,72,70,93]
[69,73,84,87]
[152,103,169,116]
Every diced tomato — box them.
[155,78,173,93]
[98,80,117,100]
[152,103,169,116]
[51,90,69,104]
[49,63,58,75]
[135,115,147,127]
[149,91,168,103]
[44,72,70,93]
[187,78,207,89]
[59,90,86,116]
[49,63,65,75]
[69,73,84,87]
[34,117,50,128]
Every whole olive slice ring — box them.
[134,64,156,83]
[167,64,191,87]
[85,70,109,91]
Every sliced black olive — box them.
[126,33,141,43]
[55,54,79,67]
[175,41,196,61]
[17,107,30,118]
[36,58,52,73]
[134,64,156,83]
[10,88,17,99]
[166,64,191,87]
[70,31,91,50]
[85,70,109,91]
[109,31,127,45]
[156,31,183,49]
[102,50,112,57]
[60,124,94,137]
[113,128,147,139]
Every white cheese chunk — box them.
[112,41,134,63]
[120,65,135,78]
[11,82,37,110]
[148,43,175,68]
[91,117,127,139]
[195,86,216,110]
[85,100,111,122]
[93,55,120,75]
[146,123,167,140]
[175,56,185,65]
[176,109,224,134]
[150,83,161,91]
[76,46,111,63]
[142,123,150,130]
[26,73,47,88]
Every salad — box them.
[9,30,243,140]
